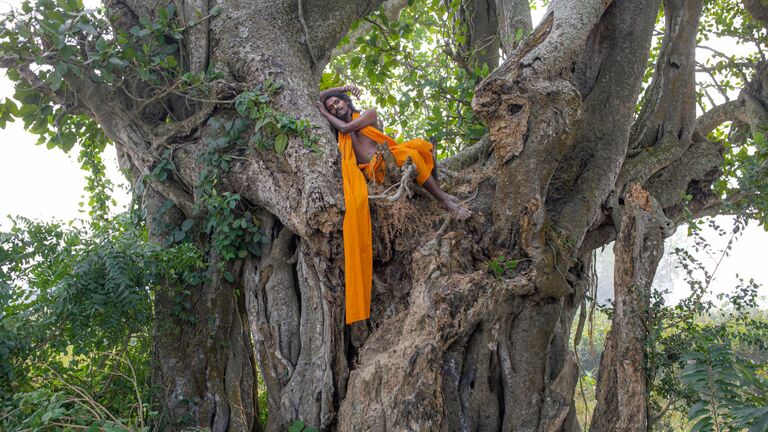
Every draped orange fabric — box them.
[338,113,434,324]
[356,126,434,186]
[338,124,373,324]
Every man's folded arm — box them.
[338,109,378,134]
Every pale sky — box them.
[0,1,764,306]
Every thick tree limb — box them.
[600,0,703,239]
[548,0,661,256]
[495,0,532,57]
[294,0,387,67]
[644,61,768,228]
[181,0,210,74]
[743,0,768,22]
[696,99,748,136]
[647,137,724,220]
[441,134,491,170]
[629,0,703,151]
[463,0,501,70]
[740,61,768,134]
[472,0,610,248]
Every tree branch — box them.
[495,0,533,58]
[630,0,703,151]
[182,0,209,74]
[549,0,662,255]
[328,0,409,60]
[442,134,491,170]
[743,0,768,22]
[472,0,611,246]
[696,99,748,136]
[298,0,387,65]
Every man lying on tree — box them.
[316,84,471,219]
[316,84,470,325]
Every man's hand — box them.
[316,101,332,118]
[342,84,362,98]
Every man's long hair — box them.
[322,91,359,141]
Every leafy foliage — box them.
[324,0,491,155]
[0,214,204,429]
[714,128,768,229]
[289,419,319,432]
[234,79,320,153]
[640,218,768,430]
[680,325,768,432]
[0,0,222,145]
[485,255,519,280]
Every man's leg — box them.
[392,141,466,217]
[427,141,464,205]
[421,176,471,220]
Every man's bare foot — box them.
[441,199,472,220]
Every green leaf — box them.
[515,27,524,42]
[275,134,288,153]
[108,57,127,68]
[223,271,235,283]
[288,420,305,432]
[130,27,151,37]
[95,36,107,52]
[48,72,63,91]
[210,5,222,16]
[688,401,710,419]
[690,416,713,432]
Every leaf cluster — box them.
[324,0,489,155]
[0,213,203,429]
[640,218,768,429]
[485,255,518,280]
[680,324,768,432]
[234,79,320,153]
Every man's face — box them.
[324,96,348,118]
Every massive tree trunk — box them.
[12,0,758,430]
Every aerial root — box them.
[368,160,417,202]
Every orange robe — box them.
[338,115,434,324]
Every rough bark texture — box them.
[12,0,760,430]
[496,0,532,57]
[590,184,671,432]
[549,0,662,253]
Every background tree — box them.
[0,0,767,431]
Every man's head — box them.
[323,92,357,119]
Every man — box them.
[316,84,471,219]
[316,84,470,324]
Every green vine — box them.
[233,78,320,153]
